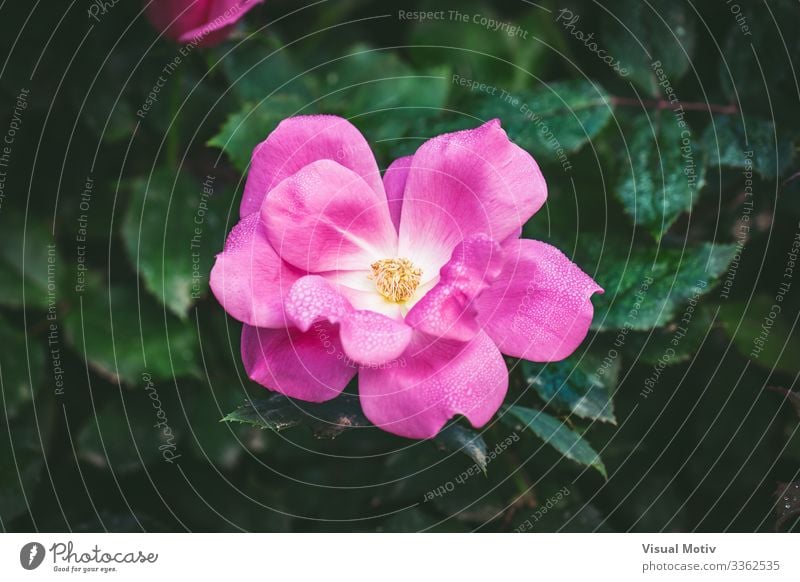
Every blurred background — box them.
[0,0,799,532]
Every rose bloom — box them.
[145,0,262,47]
[210,116,602,439]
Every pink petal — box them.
[241,115,384,217]
[339,310,413,367]
[475,239,603,362]
[285,276,412,366]
[405,234,503,341]
[262,159,398,273]
[209,213,300,328]
[285,275,351,331]
[241,323,355,402]
[397,119,547,278]
[146,0,262,48]
[359,331,508,439]
[146,0,207,39]
[179,0,262,46]
[383,155,412,232]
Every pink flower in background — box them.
[145,0,263,47]
[210,115,602,439]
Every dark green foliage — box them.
[122,168,229,318]
[521,351,617,424]
[501,405,606,477]
[432,423,490,473]
[599,0,696,97]
[1,0,799,533]
[63,283,200,384]
[586,239,736,331]
[222,393,372,438]
[703,115,795,179]
[476,80,613,161]
[616,114,706,239]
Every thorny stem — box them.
[611,96,739,115]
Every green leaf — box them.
[0,316,44,418]
[319,45,450,144]
[223,394,302,431]
[0,209,58,310]
[719,296,800,376]
[208,94,307,172]
[600,0,696,96]
[63,282,200,385]
[616,115,706,239]
[213,35,309,104]
[501,405,606,477]
[476,80,612,162]
[587,239,736,331]
[522,351,617,424]
[719,0,800,127]
[433,424,489,473]
[0,407,46,524]
[122,168,228,318]
[622,305,715,366]
[322,45,450,117]
[702,115,794,179]
[223,393,371,439]
[408,0,559,88]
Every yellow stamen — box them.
[369,258,422,303]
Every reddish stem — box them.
[782,170,800,187]
[611,96,739,115]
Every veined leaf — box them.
[208,95,307,172]
[223,393,370,439]
[477,79,612,162]
[600,0,696,96]
[501,405,606,477]
[63,283,199,384]
[522,351,617,424]
[123,168,228,318]
[616,114,706,239]
[433,423,489,473]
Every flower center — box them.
[369,257,422,303]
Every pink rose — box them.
[211,115,602,439]
[145,0,262,47]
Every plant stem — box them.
[611,96,739,115]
